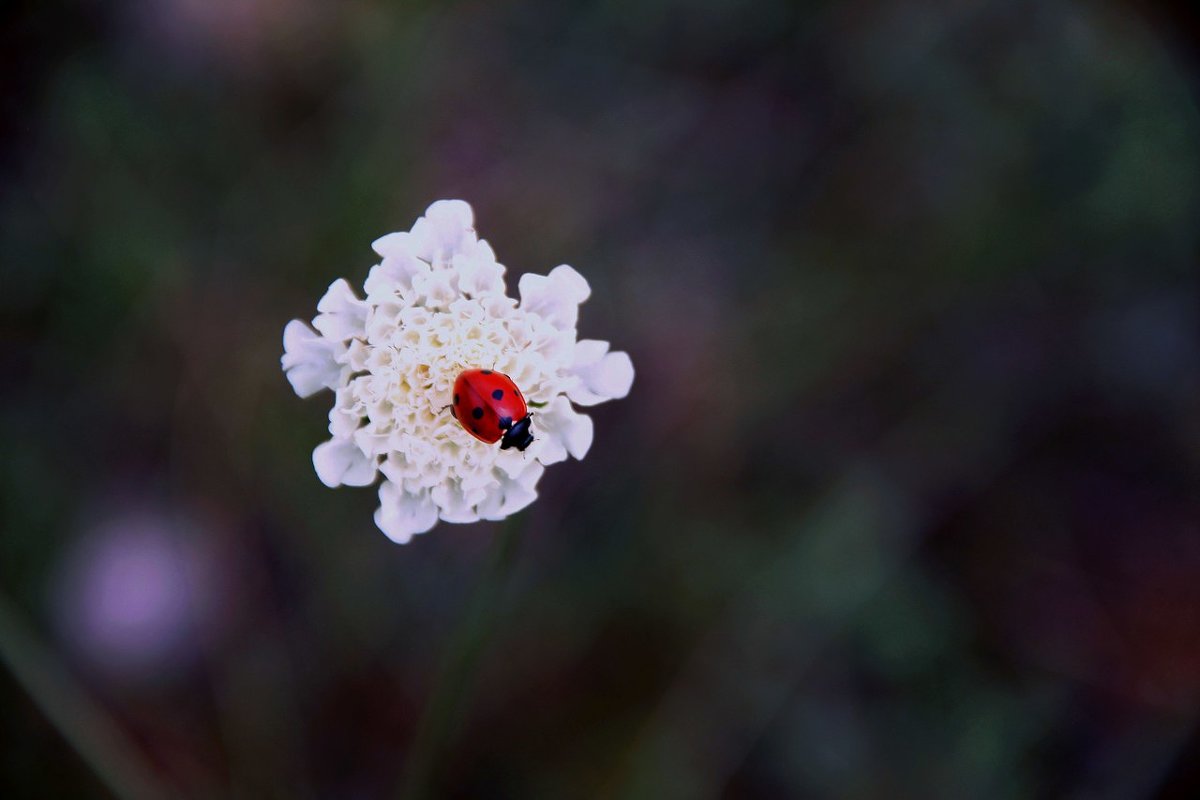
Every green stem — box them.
[398,514,523,799]
[0,591,171,800]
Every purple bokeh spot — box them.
[52,511,218,681]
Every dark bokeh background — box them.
[3,0,1200,797]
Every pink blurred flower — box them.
[51,508,224,682]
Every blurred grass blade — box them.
[0,591,171,800]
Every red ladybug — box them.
[451,369,534,451]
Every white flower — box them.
[281,200,634,543]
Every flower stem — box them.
[0,591,171,800]
[398,515,523,799]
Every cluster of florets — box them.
[282,200,633,543]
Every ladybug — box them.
[450,368,534,451]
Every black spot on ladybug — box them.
[498,416,512,430]
[472,407,483,419]
[492,389,504,400]
[453,393,459,404]
[482,369,492,374]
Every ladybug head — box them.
[499,414,534,452]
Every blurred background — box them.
[3,0,1200,797]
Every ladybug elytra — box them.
[451,369,534,451]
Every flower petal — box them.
[518,264,591,331]
[370,230,416,259]
[313,438,377,488]
[281,320,345,398]
[411,269,458,309]
[426,199,474,234]
[535,395,594,464]
[313,279,368,341]
[492,447,530,479]
[365,257,429,303]
[374,481,439,544]
[328,388,363,439]
[432,479,486,524]
[453,243,506,297]
[410,200,476,264]
[567,340,635,406]
[477,461,544,521]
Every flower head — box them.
[282,200,634,543]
